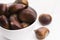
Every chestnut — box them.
[8,4,27,14]
[9,14,22,30]
[14,0,28,5]
[39,14,52,25]
[0,4,7,15]
[0,15,9,29]
[18,7,37,24]
[35,27,49,39]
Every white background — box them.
[0,0,60,40]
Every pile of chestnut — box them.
[35,13,52,40]
[0,0,37,30]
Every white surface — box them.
[0,0,60,40]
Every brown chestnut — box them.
[35,27,49,39]
[0,15,9,29]
[8,4,27,14]
[18,7,37,24]
[0,4,7,15]
[14,0,28,6]
[39,14,52,25]
[9,14,22,30]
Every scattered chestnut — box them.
[19,7,37,24]
[9,14,22,30]
[0,4,7,15]
[35,27,49,39]
[8,4,27,14]
[0,15,9,29]
[14,0,28,6]
[39,14,52,25]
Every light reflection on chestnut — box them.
[35,27,49,39]
[14,0,28,6]
[8,4,27,14]
[9,14,22,30]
